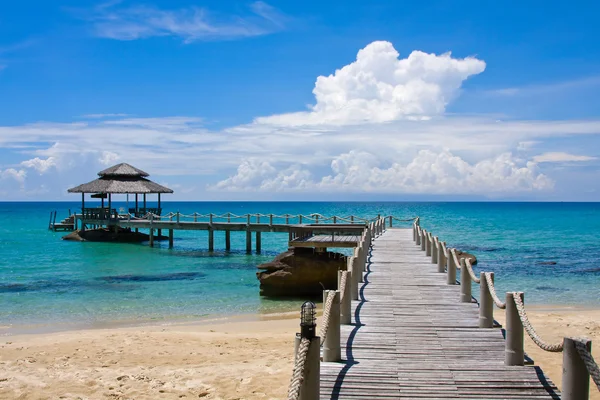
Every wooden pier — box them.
[321,228,560,399]
[286,219,600,400]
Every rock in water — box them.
[256,247,347,297]
[454,250,477,265]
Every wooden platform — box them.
[320,229,560,399]
[290,234,360,248]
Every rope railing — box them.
[319,291,335,344]
[575,341,600,391]
[414,219,598,397]
[287,337,311,400]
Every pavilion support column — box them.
[81,193,86,232]
[143,194,147,212]
[225,231,231,251]
[168,229,174,248]
[149,228,154,247]
[157,193,162,237]
[246,230,252,254]
[108,193,112,228]
[208,230,214,251]
[135,194,138,215]
[256,232,262,253]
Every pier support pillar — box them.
[246,231,252,254]
[149,228,154,247]
[168,229,173,248]
[505,292,524,366]
[562,337,591,400]
[479,272,493,328]
[339,270,351,325]
[225,231,231,251]
[322,290,341,362]
[208,230,214,251]
[256,232,261,253]
[460,259,472,303]
[158,229,162,238]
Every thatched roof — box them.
[67,163,173,194]
[98,163,149,177]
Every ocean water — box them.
[0,202,598,333]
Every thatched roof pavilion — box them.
[68,163,173,227]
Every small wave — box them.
[535,286,569,293]
[96,271,206,283]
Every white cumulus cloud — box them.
[256,41,486,126]
[21,157,57,173]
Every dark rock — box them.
[454,250,477,265]
[256,247,347,297]
[62,228,168,243]
[535,261,557,266]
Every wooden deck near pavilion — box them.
[320,228,560,399]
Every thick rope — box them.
[287,337,311,400]
[339,271,348,305]
[512,293,564,352]
[574,341,600,391]
[319,291,335,344]
[464,259,481,283]
[484,273,506,309]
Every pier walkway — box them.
[319,228,561,399]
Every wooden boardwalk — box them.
[320,228,560,399]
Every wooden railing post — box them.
[389,215,392,228]
[420,229,426,251]
[460,258,472,302]
[350,256,359,301]
[431,236,438,264]
[437,242,446,273]
[425,232,432,256]
[562,337,591,400]
[355,247,364,283]
[479,272,493,328]
[415,226,421,245]
[322,290,341,362]
[339,270,351,325]
[333,216,337,224]
[447,249,457,285]
[294,335,320,400]
[505,292,524,366]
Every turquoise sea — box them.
[0,202,599,334]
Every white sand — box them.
[0,308,598,399]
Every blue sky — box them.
[1,0,600,200]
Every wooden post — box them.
[299,215,303,224]
[149,228,154,247]
[447,250,457,285]
[431,236,438,264]
[415,226,420,245]
[350,256,359,301]
[285,214,289,224]
[246,231,252,254]
[479,272,493,328]
[194,212,198,223]
[269,214,273,226]
[81,193,86,232]
[322,290,341,362]
[316,214,319,224]
[350,215,354,223]
[426,232,432,256]
[339,270,351,325]
[168,229,173,248]
[460,259,472,302]
[562,337,591,400]
[389,215,392,228]
[420,229,426,251]
[295,335,320,400]
[227,213,231,223]
[505,292,524,366]
[208,230,214,251]
[225,231,231,251]
[333,216,337,224]
[256,232,261,253]
[355,248,364,283]
[209,213,213,226]
[437,242,446,273]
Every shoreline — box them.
[1,305,599,399]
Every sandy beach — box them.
[1,307,598,400]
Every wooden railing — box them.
[415,220,599,400]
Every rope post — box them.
[361,241,368,272]
[355,248,364,283]
[389,215,392,228]
[299,214,303,224]
[420,229,426,251]
[338,271,351,325]
[322,290,341,362]
[425,232,432,256]
[285,214,289,224]
[562,337,591,400]
[505,292,525,366]
[460,258,472,303]
[193,212,197,223]
[269,214,273,226]
[479,272,494,328]
[447,249,457,285]
[209,213,213,225]
[415,226,421,245]
[293,335,320,400]
[431,237,438,264]
[350,256,359,301]
[437,243,446,273]
[333,216,337,224]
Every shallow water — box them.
[0,202,598,332]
